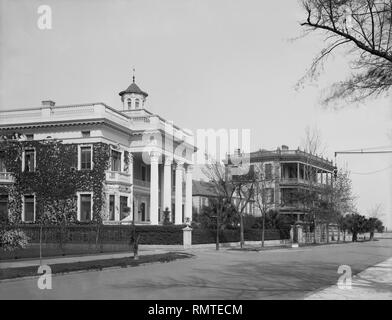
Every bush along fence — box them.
[9,224,290,248]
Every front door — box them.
[140,202,146,221]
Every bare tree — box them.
[202,159,255,249]
[299,0,392,105]
[301,126,326,156]
[253,163,275,247]
[201,161,231,250]
[368,203,385,219]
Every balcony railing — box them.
[134,178,150,188]
[0,172,14,183]
[280,177,330,187]
[105,171,131,184]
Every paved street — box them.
[0,239,391,299]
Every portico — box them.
[117,76,194,225]
[132,151,193,225]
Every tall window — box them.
[23,195,35,222]
[79,194,92,221]
[127,99,132,109]
[109,195,115,221]
[111,150,121,172]
[0,195,8,222]
[265,163,272,180]
[24,149,35,172]
[80,146,92,170]
[141,165,146,181]
[135,99,140,109]
[0,157,6,172]
[120,196,128,220]
[265,188,274,204]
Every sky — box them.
[0,0,391,228]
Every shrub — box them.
[0,229,29,251]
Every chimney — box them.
[281,145,289,151]
[41,100,55,108]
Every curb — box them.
[0,252,195,283]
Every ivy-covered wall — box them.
[0,140,110,224]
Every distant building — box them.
[192,180,255,216]
[227,145,336,221]
[0,76,195,225]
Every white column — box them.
[163,157,172,214]
[150,151,160,225]
[175,161,183,224]
[185,164,193,223]
[129,153,134,221]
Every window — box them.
[23,195,35,222]
[141,165,146,181]
[111,150,121,172]
[135,99,140,109]
[0,157,6,172]
[265,163,272,180]
[265,188,274,204]
[24,149,35,172]
[79,194,92,221]
[120,196,128,220]
[80,146,92,170]
[26,134,34,141]
[81,131,90,138]
[0,195,8,222]
[127,99,132,109]
[109,195,115,221]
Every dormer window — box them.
[135,99,140,109]
[127,99,132,109]
[26,134,34,141]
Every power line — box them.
[335,150,392,156]
[337,145,392,153]
[351,164,392,175]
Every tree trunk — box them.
[337,226,341,243]
[313,220,317,244]
[326,223,330,244]
[216,207,220,251]
[240,214,244,248]
[261,211,265,248]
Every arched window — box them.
[127,99,132,109]
[135,99,140,109]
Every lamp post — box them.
[211,214,220,251]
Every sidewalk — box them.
[0,246,178,269]
[305,257,392,300]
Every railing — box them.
[0,172,14,183]
[134,178,150,188]
[280,177,330,187]
[105,171,131,184]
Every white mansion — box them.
[0,77,195,225]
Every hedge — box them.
[11,224,290,246]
